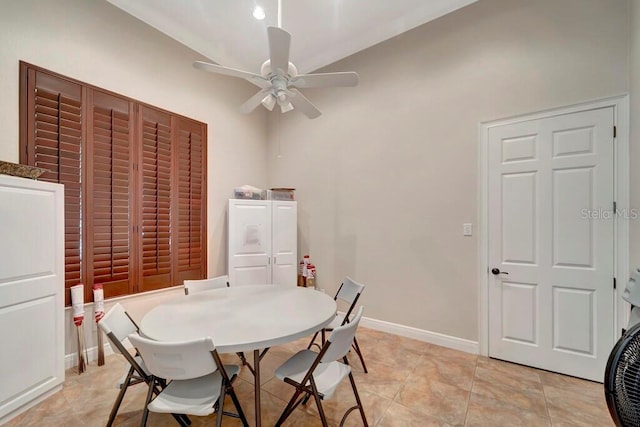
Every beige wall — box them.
[267,0,629,341]
[0,0,632,355]
[0,0,268,355]
[0,0,268,278]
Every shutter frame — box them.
[19,62,207,305]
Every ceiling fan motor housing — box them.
[261,59,298,78]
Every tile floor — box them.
[6,327,613,426]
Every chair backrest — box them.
[335,276,365,305]
[184,275,229,295]
[98,303,139,355]
[335,276,365,321]
[322,306,364,362]
[129,334,219,380]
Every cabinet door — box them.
[228,200,272,286]
[0,176,64,422]
[272,201,297,286]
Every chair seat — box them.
[275,350,351,399]
[148,365,240,416]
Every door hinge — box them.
[613,126,617,138]
[614,277,617,289]
[613,201,617,212]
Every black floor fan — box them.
[605,321,640,426]
[605,269,640,426]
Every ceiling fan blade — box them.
[290,72,359,88]
[239,89,272,114]
[193,61,269,88]
[287,88,321,119]
[267,26,291,75]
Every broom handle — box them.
[97,328,105,366]
[76,324,86,374]
[81,324,89,364]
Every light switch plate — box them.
[463,223,472,236]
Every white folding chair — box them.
[98,303,189,427]
[307,276,368,373]
[128,334,248,427]
[184,275,229,295]
[275,306,368,426]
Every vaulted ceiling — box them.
[107,0,478,74]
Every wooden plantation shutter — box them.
[21,68,83,305]
[139,106,173,291]
[86,90,134,298]
[20,62,206,304]
[175,117,206,283]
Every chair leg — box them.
[306,331,320,349]
[275,388,304,426]
[215,382,227,427]
[171,414,190,427]
[227,384,249,427]
[106,366,135,427]
[348,372,368,426]
[309,377,329,427]
[140,379,156,427]
[352,336,368,373]
[236,351,247,365]
[301,391,312,405]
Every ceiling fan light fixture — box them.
[261,93,276,111]
[276,91,287,102]
[252,5,266,20]
[279,100,294,113]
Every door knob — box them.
[491,268,508,275]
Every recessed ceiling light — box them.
[253,5,266,20]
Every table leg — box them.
[254,349,261,427]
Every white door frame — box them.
[478,94,629,356]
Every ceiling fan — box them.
[193,3,359,119]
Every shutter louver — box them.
[28,72,83,305]
[140,107,172,290]
[89,92,132,297]
[176,118,205,282]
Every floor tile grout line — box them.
[462,356,479,426]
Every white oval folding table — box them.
[140,285,337,426]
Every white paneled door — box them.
[488,107,615,381]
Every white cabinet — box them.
[0,175,65,424]
[228,199,297,286]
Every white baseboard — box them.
[64,316,479,369]
[359,315,479,355]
